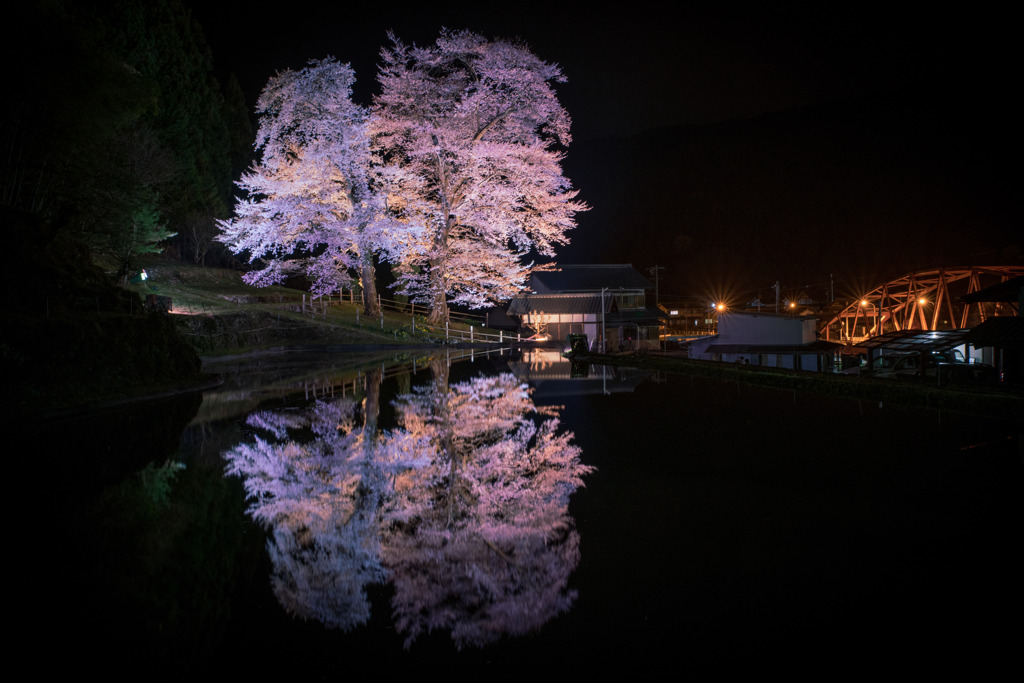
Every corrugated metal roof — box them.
[705,340,843,354]
[530,265,653,293]
[721,309,818,320]
[854,329,972,352]
[965,316,1024,347]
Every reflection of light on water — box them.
[520,348,564,370]
[507,350,655,398]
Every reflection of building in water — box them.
[506,265,665,351]
[508,349,653,399]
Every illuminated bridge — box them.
[821,266,1023,344]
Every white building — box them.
[688,310,841,371]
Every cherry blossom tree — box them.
[218,58,404,314]
[372,30,587,324]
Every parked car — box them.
[840,353,908,377]
[853,349,996,386]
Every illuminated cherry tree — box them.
[372,30,587,324]
[218,58,406,314]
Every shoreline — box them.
[571,350,1024,422]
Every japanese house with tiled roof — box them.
[506,264,665,350]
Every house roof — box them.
[705,340,843,354]
[853,329,973,353]
[606,305,668,325]
[964,316,1024,347]
[720,309,818,321]
[530,264,653,293]
[960,276,1024,304]
[506,293,613,316]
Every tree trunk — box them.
[362,366,381,439]
[360,258,380,316]
[426,274,449,325]
[427,357,459,527]
[425,223,450,325]
[115,254,131,287]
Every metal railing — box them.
[330,290,513,344]
[412,320,519,344]
[337,289,488,327]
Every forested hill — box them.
[2,1,241,416]
[1,207,203,418]
[3,0,252,275]
[560,93,1020,301]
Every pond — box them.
[23,347,1020,676]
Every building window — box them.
[615,293,644,309]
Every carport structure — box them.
[856,328,973,355]
[822,266,1023,342]
[854,328,975,377]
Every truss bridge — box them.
[821,266,1023,343]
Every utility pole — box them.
[648,265,665,306]
[774,281,781,313]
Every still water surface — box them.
[26,348,1020,675]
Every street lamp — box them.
[860,298,880,337]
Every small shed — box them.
[689,310,841,371]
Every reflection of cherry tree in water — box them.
[383,360,593,649]
[223,363,592,648]
[223,369,415,631]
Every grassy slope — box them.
[126,256,488,356]
[3,228,204,418]
[3,238,480,418]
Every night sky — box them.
[189,4,1020,303]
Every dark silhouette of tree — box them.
[3,1,251,272]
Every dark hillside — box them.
[2,207,203,418]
